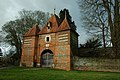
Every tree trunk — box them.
[102,24,106,48]
[14,36,22,60]
[113,0,120,58]
[103,0,120,58]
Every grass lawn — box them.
[0,67,120,80]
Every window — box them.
[46,37,49,42]
[45,35,51,43]
[48,26,50,29]
[47,22,52,32]
[47,22,51,27]
[47,22,51,30]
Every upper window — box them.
[47,22,51,30]
[46,37,49,42]
[47,22,51,27]
[45,35,51,43]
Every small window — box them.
[47,22,51,32]
[45,35,51,43]
[47,22,51,27]
[48,26,50,29]
[46,37,49,42]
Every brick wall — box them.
[21,36,38,67]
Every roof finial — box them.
[65,10,67,19]
[54,8,56,14]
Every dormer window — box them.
[48,26,50,29]
[47,22,51,27]
[47,22,52,32]
[47,22,51,30]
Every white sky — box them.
[0,0,89,45]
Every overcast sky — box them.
[0,0,89,44]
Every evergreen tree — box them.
[59,8,76,30]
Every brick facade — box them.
[21,13,79,70]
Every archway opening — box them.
[41,49,53,68]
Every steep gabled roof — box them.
[25,24,40,37]
[57,17,79,36]
[57,17,71,31]
[38,14,60,34]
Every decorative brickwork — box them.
[21,12,79,70]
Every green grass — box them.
[0,67,120,80]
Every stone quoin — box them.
[21,10,79,70]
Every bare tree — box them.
[102,0,120,58]
[2,10,50,63]
[78,0,110,48]
[78,0,120,58]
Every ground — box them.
[0,67,120,80]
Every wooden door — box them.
[41,52,53,67]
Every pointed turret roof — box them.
[38,14,60,34]
[57,12,77,32]
[57,15,78,36]
[57,17,71,31]
[25,24,40,36]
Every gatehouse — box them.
[21,10,79,70]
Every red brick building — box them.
[21,13,79,70]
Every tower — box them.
[21,24,40,67]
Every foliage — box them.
[78,0,120,58]
[59,8,72,23]
[0,48,3,56]
[1,10,50,64]
[18,9,50,35]
[59,8,76,30]
[77,0,110,48]
[80,37,102,48]
[0,68,120,80]
[79,37,102,57]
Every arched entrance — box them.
[41,49,53,68]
